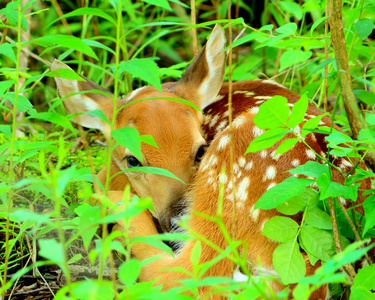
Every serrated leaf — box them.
[354,90,375,106]
[4,93,36,114]
[31,35,98,60]
[288,95,309,128]
[274,138,299,156]
[301,114,325,137]
[255,177,314,210]
[112,127,142,162]
[275,23,298,35]
[0,42,16,63]
[300,225,334,262]
[254,96,290,129]
[273,239,306,284]
[277,188,316,215]
[245,128,288,154]
[305,207,332,230]
[289,161,329,179]
[279,50,312,72]
[352,265,375,296]
[262,216,299,242]
[118,259,141,286]
[363,194,375,237]
[116,59,161,91]
[355,18,374,40]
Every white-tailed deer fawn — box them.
[51,25,226,232]
[125,25,373,299]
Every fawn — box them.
[123,25,372,299]
[51,25,225,233]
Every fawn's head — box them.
[52,25,226,232]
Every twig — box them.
[328,198,356,282]
[191,0,198,55]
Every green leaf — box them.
[118,259,141,286]
[31,35,98,60]
[112,127,142,162]
[354,90,375,106]
[140,135,159,148]
[141,0,172,11]
[317,174,359,201]
[0,80,13,95]
[277,188,318,215]
[253,96,290,129]
[45,68,86,81]
[325,131,352,146]
[83,109,110,125]
[299,225,334,262]
[124,166,184,184]
[0,125,11,139]
[226,32,266,50]
[79,205,100,250]
[117,59,162,91]
[279,50,312,72]
[28,112,75,132]
[4,93,36,114]
[255,177,314,210]
[351,265,375,298]
[358,128,375,143]
[279,1,303,20]
[273,239,306,284]
[46,7,117,28]
[0,2,28,31]
[310,16,329,33]
[245,128,288,154]
[305,207,332,230]
[274,138,299,156]
[83,39,116,55]
[301,114,325,137]
[262,216,299,242]
[363,194,375,237]
[275,23,298,35]
[307,58,334,78]
[68,253,83,265]
[288,95,309,128]
[0,43,16,63]
[365,112,375,125]
[289,161,329,179]
[39,239,66,272]
[355,18,374,40]
[191,241,202,268]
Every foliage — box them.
[0,0,375,299]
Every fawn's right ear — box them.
[173,24,226,110]
[52,60,116,138]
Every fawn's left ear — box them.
[173,24,226,110]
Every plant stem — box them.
[328,0,375,170]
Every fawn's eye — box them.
[125,156,142,168]
[195,145,208,163]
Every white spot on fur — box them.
[216,120,228,133]
[209,114,219,128]
[287,103,294,107]
[341,159,352,168]
[254,95,273,100]
[217,135,230,150]
[245,91,255,97]
[270,150,281,161]
[262,79,286,89]
[237,177,250,202]
[306,149,316,160]
[245,161,253,170]
[223,110,229,117]
[204,114,212,125]
[291,159,300,167]
[234,90,248,94]
[233,270,249,283]
[233,115,246,128]
[338,197,347,206]
[253,126,265,137]
[215,94,225,102]
[310,133,317,142]
[263,165,277,181]
[294,125,301,136]
[267,182,277,190]
[249,106,259,114]
[250,206,260,222]
[238,157,246,168]
[260,150,268,158]
[320,151,327,159]
[233,163,240,173]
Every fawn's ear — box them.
[52,60,117,137]
[173,24,226,110]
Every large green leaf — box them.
[245,128,289,154]
[31,35,98,60]
[279,50,312,72]
[112,127,142,161]
[355,18,374,40]
[273,239,306,284]
[305,207,332,230]
[300,225,334,262]
[351,265,375,299]
[253,96,289,129]
[116,59,162,91]
[262,216,299,242]
[363,194,375,237]
[255,177,314,210]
